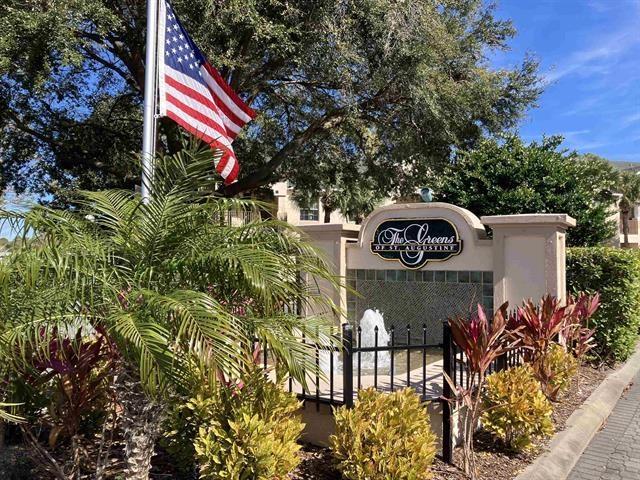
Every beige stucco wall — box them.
[299,224,360,317]
[301,203,575,319]
[483,214,575,307]
[298,204,575,449]
[503,235,546,305]
[298,399,464,449]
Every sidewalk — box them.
[567,369,640,480]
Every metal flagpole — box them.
[141,0,159,203]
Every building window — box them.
[300,200,320,221]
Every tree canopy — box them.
[435,137,619,247]
[0,0,541,204]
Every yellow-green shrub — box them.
[331,388,437,480]
[482,365,553,451]
[191,368,304,480]
[534,343,579,401]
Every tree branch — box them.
[80,45,136,88]
[221,108,347,196]
[222,87,393,196]
[228,30,254,91]
[5,109,61,147]
[109,39,145,92]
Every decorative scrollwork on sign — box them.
[370,218,463,269]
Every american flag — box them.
[157,0,256,184]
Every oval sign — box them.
[370,218,463,269]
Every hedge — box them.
[567,247,640,362]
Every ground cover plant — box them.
[533,343,579,401]
[481,364,554,451]
[331,387,437,480]
[0,147,340,478]
[192,366,304,480]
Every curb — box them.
[515,344,640,480]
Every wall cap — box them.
[298,223,361,234]
[481,213,576,228]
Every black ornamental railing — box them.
[258,320,524,464]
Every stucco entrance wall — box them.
[298,203,574,448]
[482,214,575,307]
[300,203,575,320]
[346,203,495,339]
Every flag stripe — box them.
[218,151,237,179]
[165,92,231,143]
[201,67,248,135]
[165,82,225,130]
[166,107,232,150]
[202,64,256,122]
[203,64,256,119]
[164,72,241,137]
[166,110,237,184]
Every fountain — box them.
[320,309,391,374]
[358,309,391,371]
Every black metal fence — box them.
[259,323,443,408]
[259,321,526,464]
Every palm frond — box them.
[0,403,25,423]
[0,145,344,400]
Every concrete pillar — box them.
[298,223,360,321]
[481,214,576,309]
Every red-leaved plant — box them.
[446,302,521,478]
[561,292,600,360]
[28,326,119,448]
[508,295,568,364]
[508,293,599,400]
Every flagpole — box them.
[141,0,159,202]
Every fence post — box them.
[342,323,354,408]
[497,352,508,371]
[442,321,454,464]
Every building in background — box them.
[611,161,640,248]
[271,182,350,225]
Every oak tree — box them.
[0,0,541,203]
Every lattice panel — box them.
[347,269,493,345]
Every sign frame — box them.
[369,217,464,270]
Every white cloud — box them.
[543,30,639,83]
[622,112,640,127]
[562,129,590,136]
[559,130,609,152]
[542,2,640,85]
[585,0,614,13]
[587,0,640,13]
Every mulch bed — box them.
[290,364,610,480]
[289,445,342,480]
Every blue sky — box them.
[490,0,640,163]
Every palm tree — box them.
[617,170,640,246]
[0,147,340,479]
